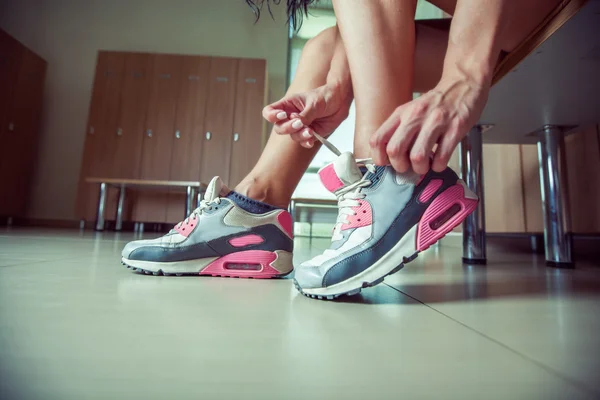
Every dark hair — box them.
[245,0,319,29]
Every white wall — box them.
[0,0,289,220]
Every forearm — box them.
[442,0,509,86]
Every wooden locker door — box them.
[0,29,23,140]
[140,54,182,180]
[199,57,238,186]
[229,58,267,188]
[135,54,183,222]
[2,49,47,217]
[76,52,125,220]
[565,126,600,233]
[166,56,210,223]
[483,144,526,232]
[112,53,151,179]
[0,29,24,215]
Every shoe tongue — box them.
[204,176,230,202]
[318,152,363,194]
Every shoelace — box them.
[176,198,222,228]
[312,132,377,242]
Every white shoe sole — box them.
[299,225,418,298]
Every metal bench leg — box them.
[537,125,573,268]
[460,125,487,265]
[185,186,195,219]
[95,182,107,231]
[115,184,126,232]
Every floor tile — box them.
[384,241,600,397]
[0,229,596,400]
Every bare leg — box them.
[333,0,418,159]
[234,27,338,208]
[237,19,452,207]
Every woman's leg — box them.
[333,0,418,159]
[234,27,338,209]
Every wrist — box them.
[324,80,353,104]
[442,51,498,86]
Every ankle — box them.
[234,176,290,209]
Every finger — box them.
[432,121,461,172]
[410,110,446,174]
[386,120,420,173]
[370,107,404,166]
[302,139,315,149]
[290,129,313,143]
[273,118,306,135]
[262,103,290,123]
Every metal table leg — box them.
[95,183,107,231]
[460,125,487,265]
[115,184,126,231]
[537,125,573,268]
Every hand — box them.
[262,83,352,148]
[369,75,490,174]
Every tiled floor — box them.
[0,228,599,400]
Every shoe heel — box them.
[416,180,478,252]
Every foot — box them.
[121,177,294,278]
[294,151,478,300]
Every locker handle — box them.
[233,133,240,142]
[89,126,95,135]
[175,130,181,139]
[8,123,15,132]
[147,129,153,138]
[205,132,212,141]
[117,128,123,136]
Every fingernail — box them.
[292,119,303,129]
[302,130,312,139]
[304,141,313,148]
[276,111,287,120]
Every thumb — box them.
[298,101,318,126]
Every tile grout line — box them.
[383,282,599,399]
[0,255,94,269]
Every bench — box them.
[86,178,206,231]
[289,197,338,237]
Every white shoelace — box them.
[176,198,222,228]
[311,132,378,242]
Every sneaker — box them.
[293,147,478,300]
[121,177,294,278]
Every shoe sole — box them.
[294,180,478,300]
[122,250,293,279]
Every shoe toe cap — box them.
[294,263,325,289]
[121,238,160,260]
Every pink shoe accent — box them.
[341,200,372,230]
[416,183,478,251]
[229,234,264,247]
[174,216,198,237]
[318,163,344,193]
[419,179,443,203]
[200,250,282,278]
[277,210,294,238]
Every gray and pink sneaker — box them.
[294,151,478,300]
[121,177,294,278]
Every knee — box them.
[302,26,338,56]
